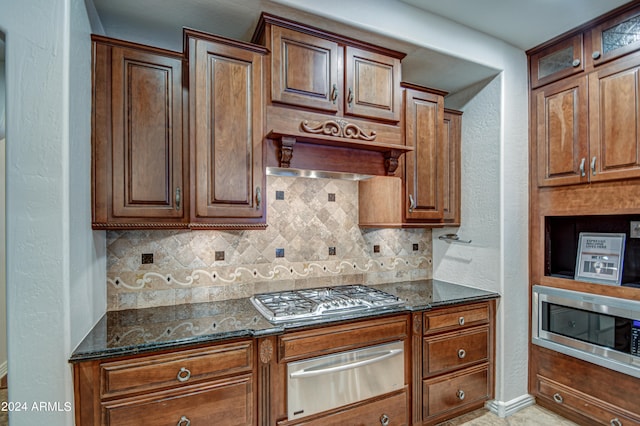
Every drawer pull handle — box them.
[177,367,191,382]
[458,349,466,359]
[380,413,390,426]
[458,316,465,326]
[456,389,465,400]
[553,393,563,404]
[610,418,622,426]
[177,415,191,426]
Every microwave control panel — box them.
[632,320,640,356]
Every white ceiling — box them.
[399,0,632,51]
[90,0,633,94]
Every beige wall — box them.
[108,175,433,310]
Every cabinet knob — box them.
[175,187,181,211]
[592,51,602,60]
[456,389,465,400]
[572,59,581,67]
[458,349,466,359]
[331,84,338,103]
[177,415,191,426]
[458,316,465,326]
[610,418,622,426]
[553,393,564,404]
[177,367,191,382]
[347,87,354,107]
[380,414,390,426]
[579,158,586,177]
[591,156,597,175]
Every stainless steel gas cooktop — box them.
[250,285,404,323]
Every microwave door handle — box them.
[289,349,403,379]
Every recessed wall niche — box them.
[545,215,640,286]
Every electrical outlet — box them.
[631,221,640,238]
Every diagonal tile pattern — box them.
[106,175,432,310]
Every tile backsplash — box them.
[107,175,432,310]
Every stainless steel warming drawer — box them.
[286,340,404,420]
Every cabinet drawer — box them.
[104,375,253,426]
[101,341,253,398]
[537,375,640,426]
[423,364,490,420]
[423,303,489,335]
[279,316,408,361]
[291,389,408,426]
[423,327,489,376]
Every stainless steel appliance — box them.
[532,285,640,378]
[286,340,404,420]
[250,284,404,323]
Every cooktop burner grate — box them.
[250,285,404,323]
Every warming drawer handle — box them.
[289,349,403,379]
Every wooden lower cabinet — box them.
[413,301,496,425]
[531,346,640,426]
[103,376,253,426]
[292,389,408,426]
[73,340,255,426]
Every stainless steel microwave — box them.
[532,285,640,378]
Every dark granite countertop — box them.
[70,279,499,362]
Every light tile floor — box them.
[439,405,578,425]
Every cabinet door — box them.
[589,56,640,182]
[345,46,401,122]
[93,41,185,224]
[529,34,584,89]
[534,76,589,187]
[591,6,640,67]
[404,88,444,221]
[270,26,340,113]
[189,36,265,221]
[443,110,462,225]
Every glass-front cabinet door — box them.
[592,7,640,66]
[530,34,584,89]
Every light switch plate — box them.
[631,221,640,238]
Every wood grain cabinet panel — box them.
[423,327,489,377]
[588,55,640,182]
[443,109,462,225]
[104,375,253,426]
[403,85,445,222]
[270,26,340,113]
[533,76,589,187]
[187,31,267,226]
[92,37,187,228]
[345,46,401,122]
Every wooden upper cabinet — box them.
[591,6,640,67]
[534,76,589,187]
[92,36,187,229]
[588,55,640,182]
[530,34,584,89]
[187,30,267,226]
[270,26,340,113]
[255,13,404,124]
[403,85,446,221]
[443,109,462,225]
[345,46,401,122]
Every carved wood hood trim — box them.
[301,119,377,141]
[266,127,412,177]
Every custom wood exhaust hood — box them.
[253,12,412,178]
